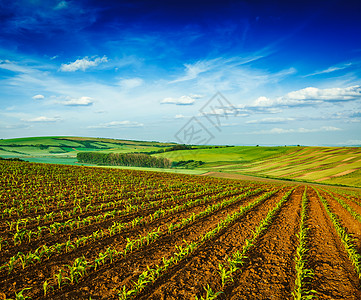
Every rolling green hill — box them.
[155,146,361,187]
[1,137,360,187]
[0,136,175,164]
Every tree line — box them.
[77,152,171,168]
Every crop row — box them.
[117,188,283,299]
[0,186,258,276]
[314,188,361,278]
[12,187,271,299]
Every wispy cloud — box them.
[246,117,295,124]
[24,116,61,122]
[337,139,361,145]
[118,78,143,89]
[54,1,68,10]
[251,126,341,134]
[88,121,144,128]
[305,62,353,77]
[168,55,277,87]
[169,60,217,83]
[60,56,108,72]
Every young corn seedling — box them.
[218,263,233,287]
[314,188,361,278]
[118,286,136,300]
[43,280,54,297]
[54,269,65,289]
[94,252,108,270]
[12,287,32,300]
[194,285,223,300]
[0,237,8,251]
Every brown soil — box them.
[318,189,361,251]
[306,188,361,299]
[52,188,274,299]
[2,162,361,300]
[136,188,292,300]
[0,187,258,298]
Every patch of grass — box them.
[155,146,296,163]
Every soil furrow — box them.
[319,189,361,252]
[306,188,361,299]
[329,190,361,217]
[221,186,303,299]
[0,188,260,298]
[49,189,277,299]
[134,189,289,300]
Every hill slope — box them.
[0,136,175,164]
[1,137,360,187]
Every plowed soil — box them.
[1,161,361,300]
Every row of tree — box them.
[77,152,171,168]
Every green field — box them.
[1,136,360,187]
[0,136,175,158]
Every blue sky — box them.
[0,0,360,145]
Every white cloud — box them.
[170,60,215,83]
[246,117,295,124]
[305,62,352,77]
[118,78,143,89]
[251,126,341,134]
[200,107,240,117]
[175,114,185,119]
[62,96,93,106]
[32,94,45,100]
[161,95,196,105]
[60,56,108,72]
[88,121,144,128]
[253,85,361,107]
[25,116,61,122]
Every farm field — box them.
[158,146,361,187]
[0,136,175,160]
[1,160,361,299]
[1,137,361,187]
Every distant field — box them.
[0,136,175,158]
[190,147,361,187]
[1,137,360,187]
[155,146,295,163]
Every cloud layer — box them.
[88,121,144,129]
[253,85,361,107]
[60,56,108,72]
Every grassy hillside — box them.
[1,137,360,187]
[0,136,175,164]
[155,146,295,163]
[156,146,361,187]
